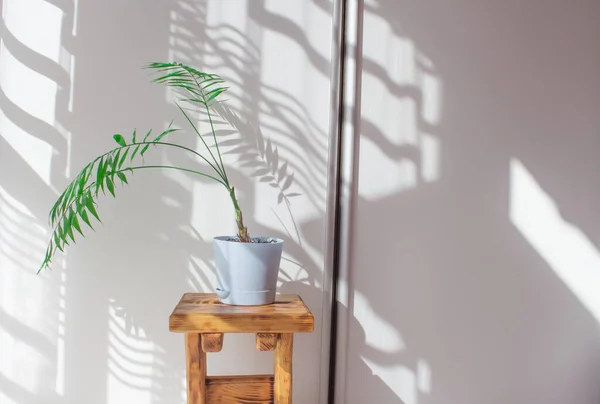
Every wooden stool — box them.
[170,293,314,404]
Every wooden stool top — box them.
[169,293,314,333]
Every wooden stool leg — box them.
[274,333,293,404]
[185,333,206,404]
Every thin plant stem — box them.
[204,103,229,186]
[128,165,227,186]
[183,69,229,186]
[176,103,227,181]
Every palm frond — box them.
[146,62,228,107]
[147,62,231,186]
[40,62,251,272]
[40,126,190,272]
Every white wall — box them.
[345,0,600,403]
[0,1,332,403]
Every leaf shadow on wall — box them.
[1,1,331,404]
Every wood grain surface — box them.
[274,333,293,404]
[186,333,206,404]
[256,333,278,351]
[205,375,274,404]
[170,294,314,333]
[201,333,224,352]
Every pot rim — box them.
[213,236,284,244]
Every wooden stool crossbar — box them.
[170,293,314,404]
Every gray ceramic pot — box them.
[213,236,283,305]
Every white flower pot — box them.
[213,236,283,305]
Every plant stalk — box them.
[229,187,250,242]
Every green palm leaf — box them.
[146,62,228,107]
[40,62,251,273]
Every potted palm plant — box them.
[40,62,283,306]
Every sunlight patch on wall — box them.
[358,137,418,198]
[55,270,66,396]
[1,0,61,116]
[361,358,417,404]
[416,54,442,126]
[0,184,59,400]
[0,185,45,267]
[72,0,80,36]
[3,0,63,62]
[0,1,74,397]
[354,288,433,403]
[419,133,440,183]
[416,358,432,394]
[107,303,157,404]
[510,159,600,322]
[0,0,65,186]
[360,355,431,404]
[362,15,415,86]
[353,291,405,353]
[358,11,442,201]
[0,104,54,186]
